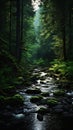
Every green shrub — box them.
[49,60,67,75]
[49,60,73,80]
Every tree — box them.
[16,0,21,62]
[41,0,73,61]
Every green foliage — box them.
[33,58,45,66]
[0,64,17,88]
[49,60,73,80]
[52,35,63,59]
[66,62,73,79]
[22,4,55,67]
[42,0,73,61]
[49,60,67,75]
[14,76,24,86]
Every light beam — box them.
[32,0,41,11]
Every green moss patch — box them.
[41,92,49,97]
[6,94,24,107]
[38,107,48,114]
[47,98,58,106]
[30,95,43,103]
[53,89,65,96]
[0,94,24,108]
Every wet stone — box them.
[25,88,41,94]
[37,113,43,121]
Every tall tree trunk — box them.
[62,12,66,61]
[62,1,66,61]
[21,0,23,43]
[9,0,12,53]
[69,3,72,60]
[63,29,66,61]
[20,0,24,60]
[16,0,21,62]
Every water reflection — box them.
[22,113,46,130]
[33,114,44,130]
[22,113,63,130]
[3,112,73,130]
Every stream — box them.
[0,68,73,130]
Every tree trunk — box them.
[69,3,72,60]
[20,0,24,60]
[9,0,12,53]
[16,0,21,62]
[61,0,66,61]
[21,0,23,43]
[62,11,66,61]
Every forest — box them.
[0,0,73,129]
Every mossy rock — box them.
[30,95,43,103]
[41,92,49,97]
[37,113,43,121]
[26,88,41,94]
[53,89,65,96]
[38,107,48,114]
[6,94,24,107]
[47,98,58,106]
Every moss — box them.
[0,91,24,108]
[47,98,58,106]
[38,107,48,114]
[53,89,65,96]
[41,92,49,97]
[30,95,43,103]
[6,94,24,107]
